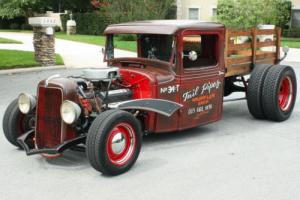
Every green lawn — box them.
[0,50,64,70]
[0,29,32,33]
[56,32,137,52]
[0,37,22,44]
[282,38,300,49]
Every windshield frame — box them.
[104,34,176,65]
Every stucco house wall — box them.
[177,0,218,21]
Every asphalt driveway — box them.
[0,62,299,200]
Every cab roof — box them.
[104,20,225,35]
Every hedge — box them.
[283,28,300,38]
[61,12,109,35]
[0,17,27,29]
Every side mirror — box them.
[188,51,198,61]
[279,46,290,62]
[283,46,289,54]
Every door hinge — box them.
[219,71,225,76]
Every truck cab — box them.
[104,20,226,133]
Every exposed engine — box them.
[73,67,133,117]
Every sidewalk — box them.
[284,47,300,63]
[0,32,135,68]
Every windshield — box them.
[105,34,175,63]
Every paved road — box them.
[0,63,299,200]
[0,32,135,68]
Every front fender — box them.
[108,99,183,117]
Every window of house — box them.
[212,8,217,17]
[183,34,218,69]
[188,8,199,20]
[292,9,300,27]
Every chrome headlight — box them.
[60,100,81,124]
[18,93,36,114]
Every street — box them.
[0,62,299,200]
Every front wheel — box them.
[86,110,142,176]
[2,99,35,148]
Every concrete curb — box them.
[0,65,67,75]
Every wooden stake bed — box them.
[225,27,281,77]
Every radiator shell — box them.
[35,78,78,149]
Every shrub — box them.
[61,12,109,35]
[9,23,20,30]
[0,17,26,29]
[54,26,61,32]
[165,5,177,19]
[283,28,300,38]
[217,0,291,29]
[21,23,32,30]
[117,34,136,41]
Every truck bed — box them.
[225,27,281,77]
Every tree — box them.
[217,0,292,29]
[0,0,41,19]
[102,0,175,24]
[0,0,93,19]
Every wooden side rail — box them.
[225,27,281,77]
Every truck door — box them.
[179,30,225,130]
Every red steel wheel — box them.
[278,76,294,112]
[106,123,136,166]
[86,110,142,176]
[262,65,297,121]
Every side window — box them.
[183,34,218,69]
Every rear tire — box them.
[262,65,297,121]
[86,110,142,176]
[247,65,272,119]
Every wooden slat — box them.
[257,40,276,48]
[227,42,251,51]
[227,49,252,56]
[227,30,252,37]
[227,56,252,65]
[256,29,276,35]
[255,58,276,64]
[256,52,276,60]
[225,63,252,77]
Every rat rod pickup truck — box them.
[2,20,297,175]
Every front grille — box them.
[36,87,63,148]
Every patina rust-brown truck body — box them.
[2,21,297,175]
